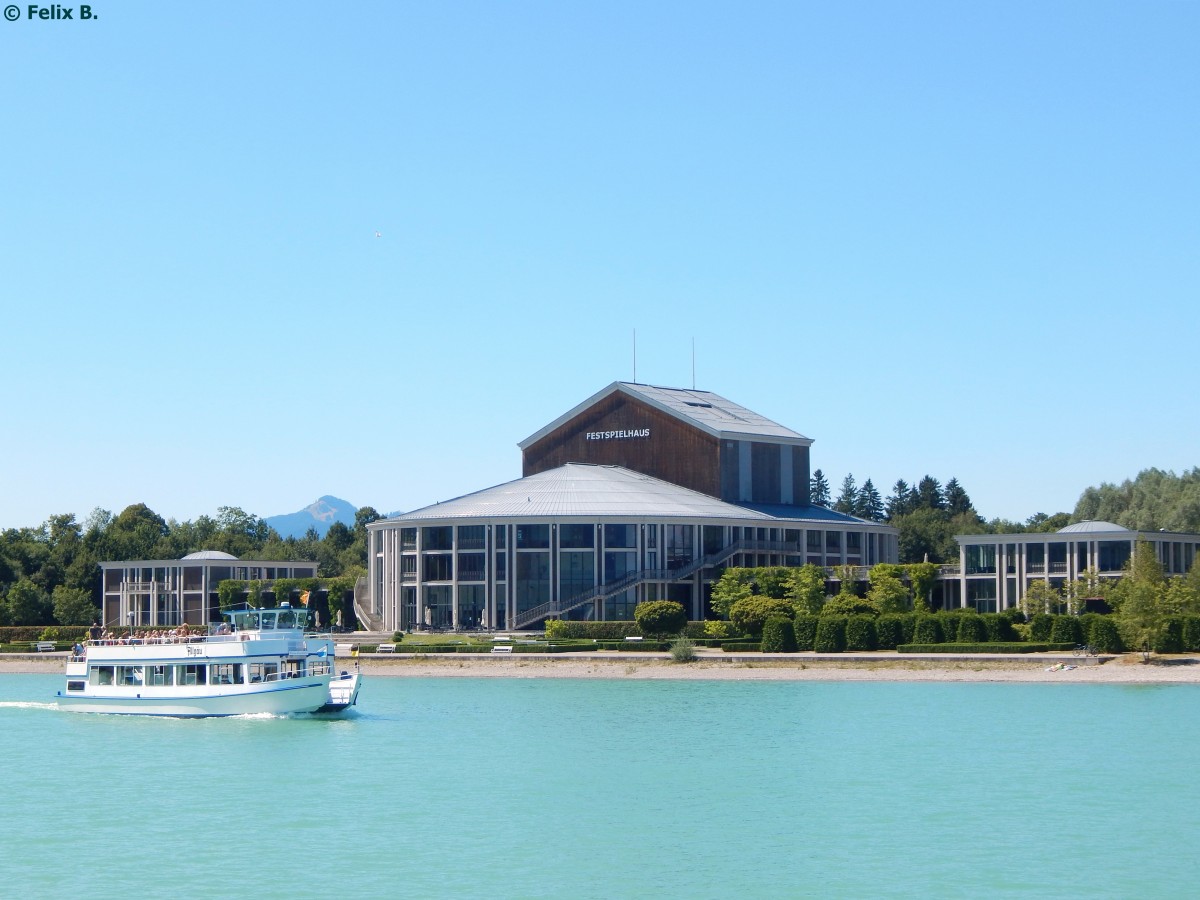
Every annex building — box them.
[946,521,1200,612]
[368,382,897,631]
[100,551,319,628]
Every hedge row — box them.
[898,643,1076,654]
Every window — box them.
[423,554,453,581]
[516,524,550,549]
[559,524,595,549]
[422,526,453,550]
[604,524,637,549]
[457,525,486,549]
[401,528,417,550]
[457,553,486,581]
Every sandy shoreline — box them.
[8,652,1200,683]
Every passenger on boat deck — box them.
[217,623,231,635]
[72,641,84,656]
[89,622,102,641]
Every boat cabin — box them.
[223,603,313,633]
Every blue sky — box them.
[1,1,1197,530]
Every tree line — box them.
[0,503,381,627]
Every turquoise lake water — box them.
[1,673,1197,898]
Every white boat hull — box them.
[56,679,330,717]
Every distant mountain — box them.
[265,495,357,539]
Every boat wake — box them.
[0,701,61,712]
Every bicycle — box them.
[1072,643,1098,657]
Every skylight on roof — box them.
[684,401,713,408]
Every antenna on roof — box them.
[633,328,637,383]
[692,337,696,389]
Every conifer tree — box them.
[834,474,858,515]
[810,469,831,507]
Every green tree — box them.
[916,476,944,510]
[729,596,794,637]
[52,585,97,625]
[834,474,858,515]
[1021,580,1061,619]
[710,568,753,618]
[866,572,909,614]
[886,480,912,520]
[906,562,939,613]
[944,478,972,516]
[856,479,884,521]
[5,578,51,625]
[785,564,827,615]
[810,470,831,507]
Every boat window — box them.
[247,662,280,683]
[176,664,206,686]
[67,680,85,692]
[148,665,173,687]
[260,612,276,630]
[211,663,243,685]
[89,666,115,686]
[117,665,144,686]
[277,610,296,629]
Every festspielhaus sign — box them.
[585,428,651,441]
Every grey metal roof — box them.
[377,464,895,532]
[737,502,880,526]
[381,464,767,522]
[518,382,811,449]
[1057,520,1129,534]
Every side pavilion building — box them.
[368,382,898,631]
[947,521,1200,612]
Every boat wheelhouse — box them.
[56,603,361,717]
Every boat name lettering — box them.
[186,645,203,656]
[585,428,650,441]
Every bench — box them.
[490,645,513,654]
[492,635,512,642]
[376,643,396,653]
[33,641,57,652]
[624,636,644,642]
[335,643,356,656]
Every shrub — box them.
[702,620,736,640]
[634,601,687,638]
[814,617,846,653]
[793,615,818,651]
[1029,614,1054,642]
[897,613,917,645]
[956,614,986,643]
[761,616,798,653]
[1154,617,1185,654]
[1183,616,1200,653]
[730,596,795,637]
[845,615,877,651]
[391,631,405,644]
[540,621,642,640]
[669,635,697,662]
[899,643,1075,654]
[1087,616,1123,653]
[1049,616,1081,645]
[876,615,905,650]
[981,614,1014,642]
[820,596,880,618]
[913,616,942,644]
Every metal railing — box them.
[511,539,800,629]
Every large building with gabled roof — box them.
[367,383,897,632]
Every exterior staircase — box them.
[511,539,799,629]
[352,575,387,633]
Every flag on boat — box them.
[317,645,327,658]
[300,591,310,606]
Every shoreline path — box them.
[8,652,1200,683]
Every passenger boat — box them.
[56,603,362,717]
